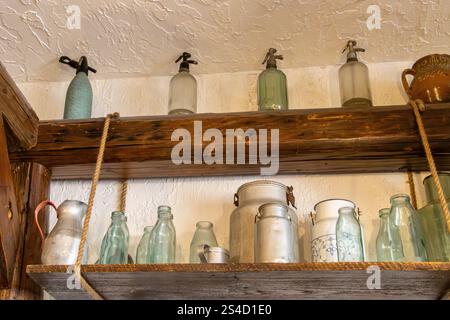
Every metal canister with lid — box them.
[198,245,230,263]
[255,203,298,263]
[230,180,299,263]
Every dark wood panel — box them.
[10,104,450,179]
[0,61,38,150]
[0,119,21,288]
[27,263,450,300]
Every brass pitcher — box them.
[402,54,450,103]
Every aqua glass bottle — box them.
[147,206,176,263]
[336,206,364,262]
[389,194,427,262]
[417,174,450,261]
[59,56,96,119]
[376,208,394,261]
[97,211,129,264]
[189,221,218,263]
[136,226,153,264]
[257,48,288,111]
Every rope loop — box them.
[68,113,120,300]
[409,99,450,233]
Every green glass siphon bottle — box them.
[257,48,288,111]
[97,211,129,264]
[336,207,364,262]
[59,56,96,119]
[136,226,154,264]
[147,206,176,263]
[376,208,394,261]
[389,194,427,262]
[189,221,218,263]
[417,174,450,261]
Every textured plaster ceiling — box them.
[1,0,449,82]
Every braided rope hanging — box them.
[409,99,450,233]
[71,112,119,300]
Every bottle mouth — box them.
[378,208,390,217]
[390,194,410,202]
[338,206,355,215]
[196,221,213,228]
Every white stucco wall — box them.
[17,61,431,263]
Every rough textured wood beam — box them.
[10,104,450,179]
[0,62,38,150]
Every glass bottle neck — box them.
[390,194,411,206]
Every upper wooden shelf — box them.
[10,104,450,180]
[27,262,450,300]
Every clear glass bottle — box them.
[136,226,153,264]
[97,211,129,264]
[147,206,176,263]
[339,40,372,107]
[257,48,288,111]
[168,52,197,115]
[376,208,394,261]
[417,174,450,261]
[189,221,218,263]
[336,206,364,262]
[389,194,427,262]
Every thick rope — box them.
[72,112,119,300]
[119,180,128,212]
[407,171,418,209]
[410,99,450,232]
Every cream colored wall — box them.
[17,61,431,263]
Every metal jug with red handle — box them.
[35,200,88,265]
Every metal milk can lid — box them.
[257,202,290,220]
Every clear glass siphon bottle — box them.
[97,211,129,264]
[338,40,372,107]
[257,48,288,111]
[168,52,198,115]
[376,208,394,261]
[417,174,450,261]
[147,206,176,263]
[136,226,153,264]
[389,194,427,262]
[189,221,218,263]
[336,206,364,262]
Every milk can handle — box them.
[197,244,210,263]
[286,186,297,209]
[401,68,415,98]
[309,212,315,225]
[34,200,58,248]
[233,193,239,207]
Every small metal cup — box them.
[197,244,230,263]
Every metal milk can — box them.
[310,199,355,262]
[255,203,298,263]
[230,180,299,263]
[34,200,88,265]
[198,245,230,263]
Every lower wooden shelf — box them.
[27,262,450,300]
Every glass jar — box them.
[136,226,153,264]
[417,174,450,261]
[376,208,394,261]
[189,221,218,263]
[336,207,364,262]
[97,211,129,264]
[389,194,427,262]
[147,206,176,263]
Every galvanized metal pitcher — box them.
[34,200,88,265]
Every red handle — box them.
[34,200,57,248]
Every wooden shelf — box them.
[27,262,450,300]
[10,104,450,180]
